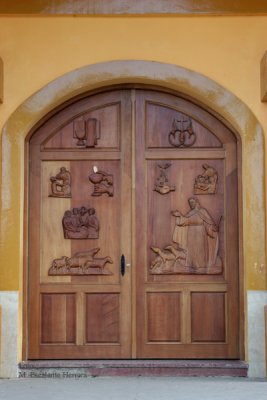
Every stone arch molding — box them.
[1,60,265,294]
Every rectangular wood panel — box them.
[145,102,222,148]
[41,294,76,344]
[147,292,181,342]
[44,103,120,150]
[86,293,120,343]
[147,158,225,284]
[191,292,226,342]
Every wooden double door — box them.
[28,89,240,359]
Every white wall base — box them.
[247,290,267,378]
[0,291,19,378]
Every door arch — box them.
[1,61,264,362]
[27,87,240,359]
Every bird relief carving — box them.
[48,248,113,276]
[150,197,223,275]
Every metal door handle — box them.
[121,254,125,276]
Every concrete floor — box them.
[0,377,267,400]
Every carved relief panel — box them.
[62,206,99,239]
[89,167,114,197]
[145,102,222,149]
[49,167,72,198]
[154,163,175,195]
[147,159,224,277]
[40,160,120,284]
[43,101,121,150]
[73,118,100,148]
[48,248,113,276]
[194,164,218,194]
[150,197,222,275]
[168,114,196,147]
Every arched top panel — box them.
[30,88,236,151]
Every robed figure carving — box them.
[62,206,99,239]
[49,167,71,198]
[171,197,222,273]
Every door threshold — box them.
[19,360,248,378]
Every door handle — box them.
[121,254,125,276]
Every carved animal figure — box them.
[151,247,174,263]
[164,245,186,261]
[66,256,85,271]
[73,248,100,258]
[84,256,113,272]
[51,256,68,271]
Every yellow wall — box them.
[0,16,267,290]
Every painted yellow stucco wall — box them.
[0,16,267,290]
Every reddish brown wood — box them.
[135,90,239,359]
[49,166,72,197]
[41,294,76,344]
[191,292,225,342]
[27,88,240,361]
[86,293,120,343]
[28,90,132,359]
[147,292,181,342]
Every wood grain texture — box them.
[27,88,240,360]
[147,292,181,342]
[86,293,120,343]
[2,0,267,15]
[28,90,132,359]
[191,292,225,342]
[146,102,222,148]
[41,161,71,283]
[135,90,239,359]
[41,294,76,344]
[44,103,120,150]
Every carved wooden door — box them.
[28,91,132,358]
[135,90,239,358]
[28,89,240,360]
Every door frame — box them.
[23,84,245,361]
[2,61,263,363]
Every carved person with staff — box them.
[171,197,222,272]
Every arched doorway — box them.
[27,87,240,359]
